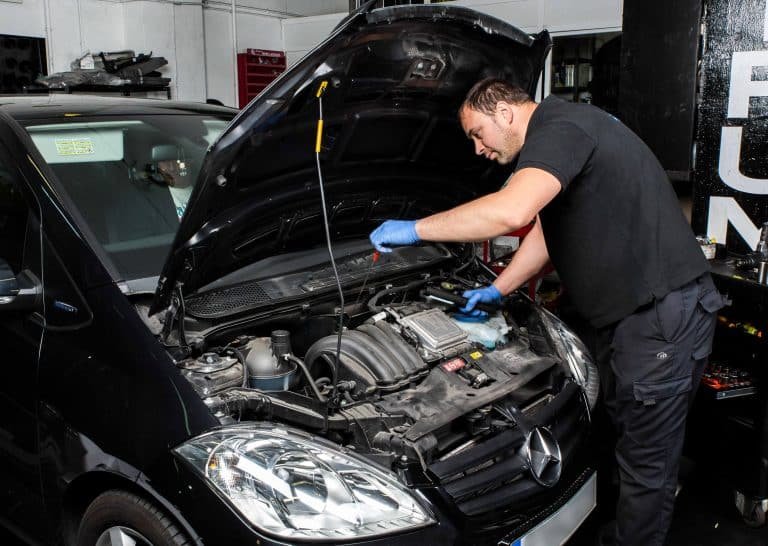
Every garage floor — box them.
[567,457,768,546]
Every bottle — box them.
[735,221,768,270]
[758,222,768,284]
[757,222,768,258]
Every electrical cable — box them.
[314,81,344,421]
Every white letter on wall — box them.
[720,51,768,193]
[727,51,768,118]
[719,127,768,194]
[707,196,761,249]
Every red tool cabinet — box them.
[237,49,286,109]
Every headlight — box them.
[538,309,600,409]
[174,425,435,541]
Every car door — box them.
[0,124,46,538]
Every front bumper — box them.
[163,382,593,545]
[501,470,597,546]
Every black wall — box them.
[618,0,702,181]
[691,0,768,253]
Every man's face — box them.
[459,103,523,165]
[157,159,190,188]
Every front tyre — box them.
[77,490,191,546]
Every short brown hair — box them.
[461,78,532,115]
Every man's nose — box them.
[474,139,485,156]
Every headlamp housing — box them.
[537,308,600,409]
[174,424,435,542]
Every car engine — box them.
[146,245,597,473]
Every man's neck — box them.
[516,101,540,139]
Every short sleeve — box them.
[516,121,596,190]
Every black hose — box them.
[285,354,325,402]
[230,347,248,388]
[367,278,431,312]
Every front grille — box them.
[185,282,272,318]
[427,382,588,518]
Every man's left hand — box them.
[369,220,420,253]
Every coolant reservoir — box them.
[450,313,509,349]
[245,337,296,391]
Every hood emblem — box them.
[523,426,562,487]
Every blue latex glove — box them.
[460,285,503,317]
[369,220,420,253]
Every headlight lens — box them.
[538,309,600,409]
[174,425,434,541]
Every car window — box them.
[23,115,230,282]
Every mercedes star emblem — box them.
[523,426,562,487]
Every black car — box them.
[0,4,599,545]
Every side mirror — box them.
[0,259,41,311]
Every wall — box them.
[450,0,622,34]
[0,0,124,75]
[203,4,285,107]
[281,0,623,68]
[693,0,768,252]
[282,12,346,66]
[122,1,206,102]
[0,0,622,105]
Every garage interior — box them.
[1,0,767,545]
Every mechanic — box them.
[369,78,725,546]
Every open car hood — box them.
[152,3,550,313]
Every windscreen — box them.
[23,114,231,282]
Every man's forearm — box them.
[492,220,550,295]
[415,191,522,242]
[414,167,562,243]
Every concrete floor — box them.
[567,458,768,546]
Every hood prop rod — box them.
[314,79,345,425]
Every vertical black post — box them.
[617,0,702,183]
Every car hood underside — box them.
[152,4,550,313]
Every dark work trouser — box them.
[594,273,725,546]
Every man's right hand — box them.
[460,285,503,317]
[369,220,420,253]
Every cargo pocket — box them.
[692,288,727,360]
[698,287,726,314]
[626,376,692,446]
[633,375,692,407]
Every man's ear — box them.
[495,101,515,126]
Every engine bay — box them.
[144,245,580,471]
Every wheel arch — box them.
[60,470,203,546]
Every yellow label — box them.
[470,351,483,360]
[55,138,94,156]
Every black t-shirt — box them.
[516,96,709,327]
